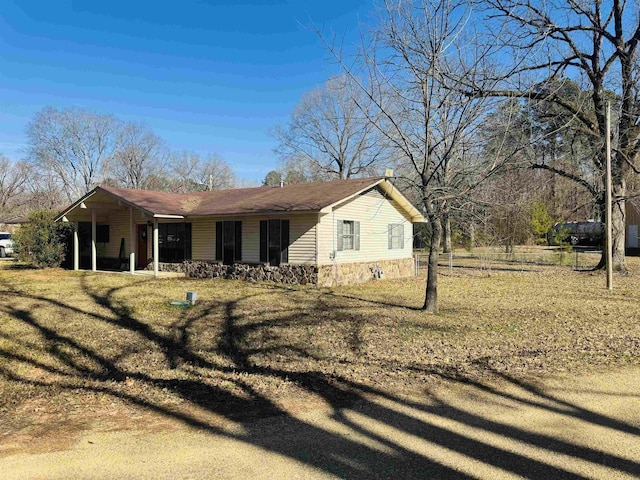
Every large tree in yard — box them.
[325,0,501,311]
[472,0,640,270]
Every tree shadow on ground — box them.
[0,276,638,479]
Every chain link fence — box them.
[414,247,602,275]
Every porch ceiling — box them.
[61,189,149,223]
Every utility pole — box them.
[605,101,613,290]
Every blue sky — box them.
[0,0,373,182]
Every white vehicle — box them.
[0,232,14,258]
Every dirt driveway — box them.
[2,368,639,480]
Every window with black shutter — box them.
[259,219,290,265]
[215,221,242,265]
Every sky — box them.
[0,0,374,182]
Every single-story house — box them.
[56,177,424,286]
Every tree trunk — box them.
[468,223,475,250]
[442,210,452,253]
[595,180,626,271]
[423,215,442,312]
[612,179,626,271]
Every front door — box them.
[137,224,148,268]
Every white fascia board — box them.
[55,187,158,222]
[378,180,425,223]
[153,214,185,219]
[54,190,97,222]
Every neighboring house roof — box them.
[1,216,28,224]
[57,177,425,222]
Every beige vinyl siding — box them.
[191,218,215,261]
[102,208,150,259]
[317,186,414,265]
[289,216,317,263]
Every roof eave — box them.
[380,179,425,223]
[54,189,98,222]
[321,178,425,222]
[55,186,158,221]
[153,214,185,219]
[378,180,425,222]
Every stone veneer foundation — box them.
[317,258,415,287]
[148,257,415,286]
[182,261,317,285]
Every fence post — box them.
[414,253,419,276]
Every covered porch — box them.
[58,188,185,278]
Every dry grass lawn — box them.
[1,258,639,455]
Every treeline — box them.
[0,106,238,220]
[265,75,602,253]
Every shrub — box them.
[12,210,71,268]
[531,202,555,244]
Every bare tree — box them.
[324,0,500,311]
[168,151,236,192]
[471,0,640,270]
[0,155,30,216]
[272,75,387,180]
[108,122,165,189]
[26,107,119,201]
[28,178,66,211]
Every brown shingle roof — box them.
[99,177,384,217]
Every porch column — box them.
[73,222,79,271]
[91,210,97,272]
[129,207,135,274]
[153,218,159,278]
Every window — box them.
[343,221,355,250]
[96,225,110,243]
[216,221,242,265]
[158,223,192,263]
[260,219,290,265]
[337,220,360,251]
[388,224,404,249]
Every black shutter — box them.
[185,223,192,260]
[234,221,242,261]
[336,220,344,251]
[260,220,268,262]
[215,221,223,261]
[354,221,360,251]
[281,219,290,263]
